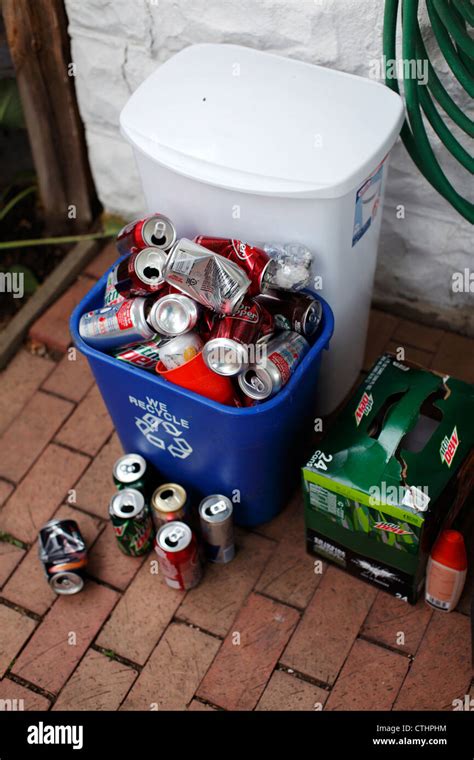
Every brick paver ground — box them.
[0,249,472,712]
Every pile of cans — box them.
[38,452,234,594]
[79,213,324,404]
[109,453,234,590]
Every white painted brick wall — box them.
[64,0,473,329]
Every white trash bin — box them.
[120,44,404,413]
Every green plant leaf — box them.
[0,531,26,549]
[0,185,37,221]
[0,230,115,251]
[6,264,39,295]
[0,171,37,205]
[0,79,25,130]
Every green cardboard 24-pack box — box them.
[303,354,474,603]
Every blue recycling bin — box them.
[70,268,334,526]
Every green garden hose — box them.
[383,0,473,223]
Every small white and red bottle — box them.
[425,530,467,612]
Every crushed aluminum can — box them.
[38,519,88,595]
[194,236,271,297]
[164,238,250,315]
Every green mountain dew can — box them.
[104,267,125,307]
[109,488,154,556]
[113,334,167,374]
[112,454,153,498]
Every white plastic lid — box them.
[120,44,404,199]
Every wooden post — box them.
[0,17,15,78]
[2,0,97,233]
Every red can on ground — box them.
[154,521,202,590]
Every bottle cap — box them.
[431,529,467,571]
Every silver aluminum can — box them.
[148,294,200,337]
[238,331,309,400]
[79,297,155,351]
[199,495,234,564]
[116,213,177,255]
[158,331,203,370]
[164,238,250,315]
[202,337,249,377]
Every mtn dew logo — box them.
[440,426,459,467]
[355,392,373,426]
[373,522,413,536]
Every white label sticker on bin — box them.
[129,395,193,460]
[352,157,386,247]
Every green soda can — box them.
[109,488,154,556]
[104,266,125,307]
[113,453,152,498]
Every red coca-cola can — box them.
[202,298,274,376]
[194,236,272,297]
[114,247,168,297]
[154,521,202,591]
[117,213,177,255]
